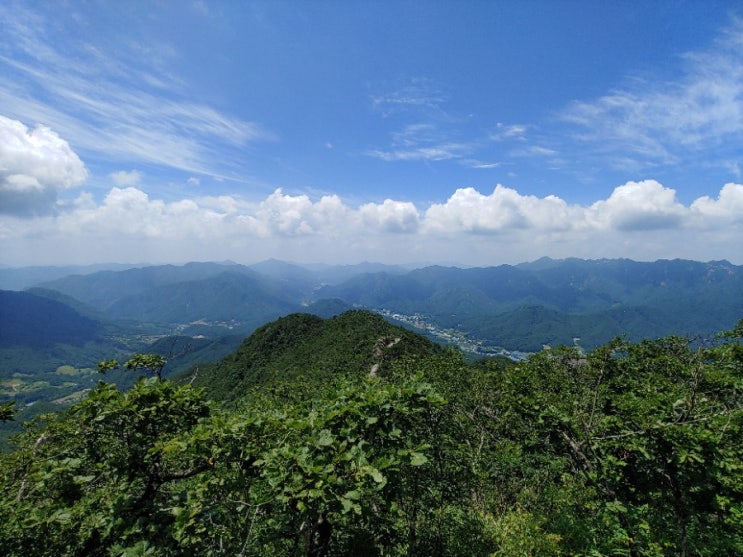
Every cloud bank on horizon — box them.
[0,2,742,266]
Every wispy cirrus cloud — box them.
[366,119,475,162]
[0,3,273,180]
[368,78,544,167]
[371,78,449,117]
[368,79,479,163]
[490,123,528,141]
[367,143,472,162]
[560,17,743,173]
[460,159,501,170]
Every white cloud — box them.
[424,185,579,234]
[690,182,743,225]
[0,4,273,179]
[0,115,87,215]
[371,78,448,116]
[368,143,471,162]
[359,199,420,233]
[490,123,528,141]
[368,120,473,163]
[509,145,559,158]
[461,159,501,169]
[560,18,743,171]
[110,170,142,187]
[587,180,687,231]
[0,180,741,266]
[256,189,351,236]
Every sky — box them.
[1,0,742,267]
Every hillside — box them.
[316,258,743,349]
[35,262,253,312]
[104,271,298,327]
[3,313,741,556]
[0,290,103,348]
[184,310,445,402]
[143,334,245,378]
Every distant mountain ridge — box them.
[0,263,143,291]
[315,258,743,349]
[0,290,102,348]
[6,257,742,351]
[0,257,741,447]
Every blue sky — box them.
[1,0,742,266]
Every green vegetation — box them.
[0,401,13,421]
[318,259,743,350]
[0,290,103,349]
[0,311,741,556]
[186,310,445,403]
[25,258,743,352]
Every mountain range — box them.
[3,257,742,353]
[0,256,742,450]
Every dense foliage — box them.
[186,311,445,403]
[1,313,741,556]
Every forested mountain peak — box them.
[183,310,444,402]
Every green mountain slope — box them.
[0,290,102,348]
[21,257,743,353]
[184,310,444,402]
[317,258,743,350]
[105,271,298,327]
[142,334,246,378]
[36,262,251,312]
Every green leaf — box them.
[410,452,428,466]
[343,489,361,500]
[315,428,335,447]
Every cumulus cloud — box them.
[424,185,579,234]
[110,170,142,187]
[359,199,420,233]
[690,182,743,224]
[0,115,87,216]
[1,180,741,266]
[587,180,687,231]
[256,189,350,236]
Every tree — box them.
[0,401,14,422]
[1,322,741,556]
[474,332,743,556]
[99,353,168,381]
[0,378,212,556]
